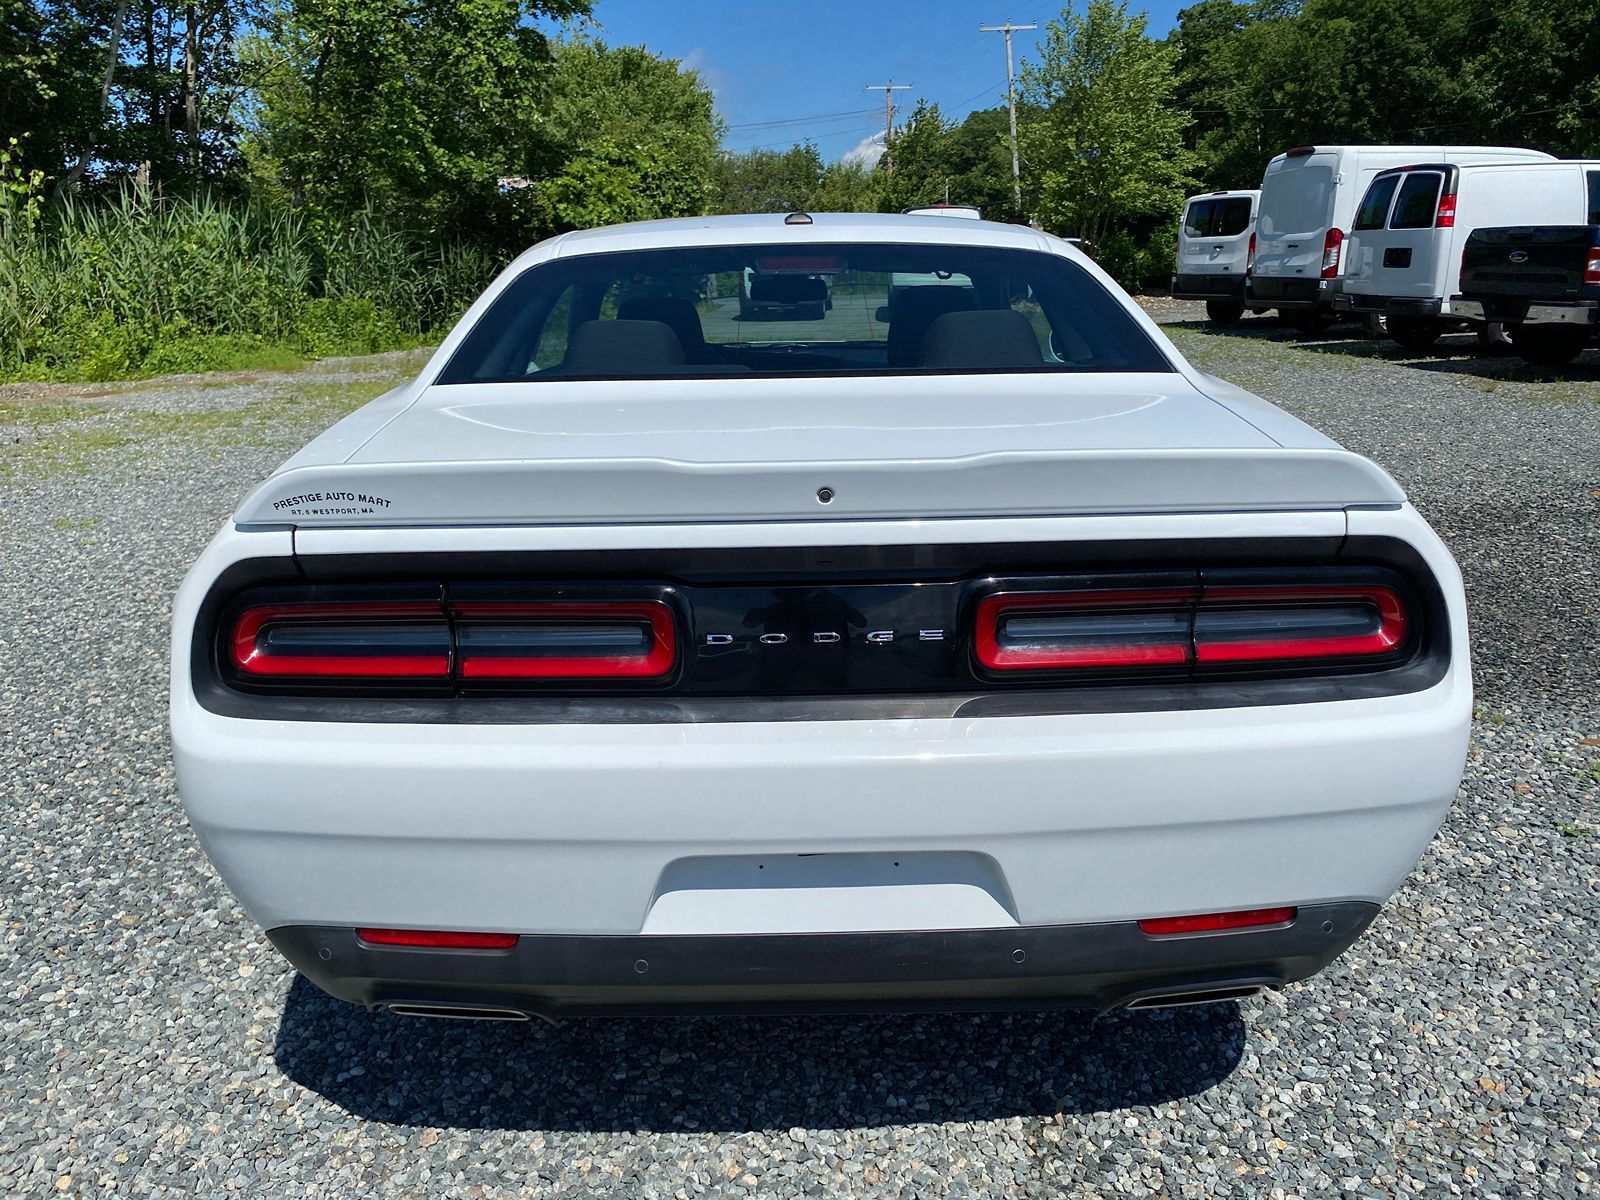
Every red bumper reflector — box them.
[356,928,520,950]
[1138,907,1297,936]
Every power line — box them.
[724,106,878,131]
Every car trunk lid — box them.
[234,374,1404,527]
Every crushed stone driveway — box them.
[3,320,1597,1198]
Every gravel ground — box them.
[2,317,1597,1198]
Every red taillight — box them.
[357,928,519,950]
[976,582,1408,674]
[1320,227,1344,278]
[230,603,451,678]
[1193,584,1406,664]
[975,589,1197,671]
[1245,231,1256,277]
[453,600,677,680]
[1584,243,1600,287]
[1285,146,1315,158]
[1138,907,1296,936]
[1434,190,1457,228]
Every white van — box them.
[1171,189,1259,325]
[1336,159,1600,347]
[1248,145,1555,328]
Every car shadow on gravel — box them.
[273,975,1246,1131]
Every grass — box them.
[0,191,492,384]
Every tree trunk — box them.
[58,0,130,195]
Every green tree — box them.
[708,144,825,214]
[875,101,956,212]
[242,0,591,238]
[1020,0,1197,243]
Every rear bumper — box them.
[1452,296,1599,326]
[1332,291,1444,319]
[269,901,1380,1019]
[1245,276,1329,310]
[1171,273,1246,301]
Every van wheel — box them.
[1508,325,1588,367]
[1387,317,1441,350]
[1204,300,1246,326]
[1364,314,1388,339]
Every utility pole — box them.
[981,20,1036,211]
[865,79,913,171]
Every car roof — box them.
[548,211,1053,259]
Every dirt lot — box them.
[2,315,1596,1198]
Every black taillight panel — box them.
[209,563,1430,702]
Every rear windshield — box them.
[1183,197,1253,238]
[1390,172,1443,229]
[437,243,1172,383]
[1258,163,1334,239]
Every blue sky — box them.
[565,1,1191,163]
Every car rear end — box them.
[172,219,1471,1022]
[174,498,1469,1021]
[1456,223,1600,364]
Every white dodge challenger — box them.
[171,212,1470,1022]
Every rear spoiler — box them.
[233,448,1405,529]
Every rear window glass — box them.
[1353,175,1400,231]
[1588,170,1600,225]
[1390,173,1443,229]
[1258,164,1333,238]
[1184,198,1252,238]
[437,243,1173,383]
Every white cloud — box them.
[841,132,885,168]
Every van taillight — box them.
[1434,190,1457,228]
[975,583,1407,674]
[1585,243,1600,287]
[1320,228,1344,278]
[1245,232,1256,277]
[452,600,676,680]
[230,603,452,678]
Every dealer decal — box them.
[271,490,392,517]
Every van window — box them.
[1258,165,1334,239]
[1183,197,1253,238]
[1588,170,1600,225]
[1353,175,1400,231]
[1390,173,1443,230]
[1182,200,1214,238]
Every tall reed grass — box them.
[0,190,496,381]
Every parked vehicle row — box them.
[1177,143,1599,366]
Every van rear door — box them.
[1179,194,1255,276]
[1344,167,1450,303]
[1255,152,1336,283]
